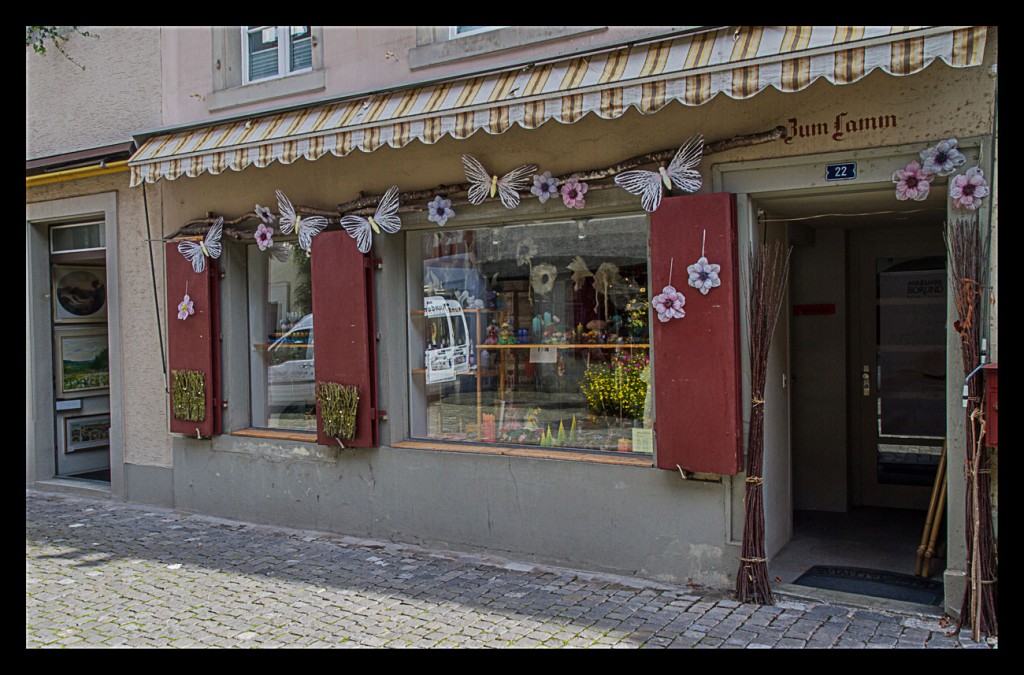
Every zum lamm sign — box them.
[785,112,898,144]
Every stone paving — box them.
[26,488,997,649]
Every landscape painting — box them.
[58,330,110,396]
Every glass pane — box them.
[875,263,946,438]
[455,26,503,35]
[410,216,651,453]
[289,27,312,72]
[247,26,279,81]
[250,244,315,431]
[874,257,946,485]
[50,222,104,253]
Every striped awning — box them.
[129,26,988,186]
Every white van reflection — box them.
[267,313,315,415]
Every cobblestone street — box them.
[26,489,996,649]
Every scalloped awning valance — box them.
[129,26,988,186]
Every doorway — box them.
[758,187,948,593]
[49,221,112,484]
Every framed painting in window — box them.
[57,328,110,397]
[52,265,107,324]
[64,414,111,453]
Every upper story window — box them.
[450,26,506,38]
[243,26,313,85]
[209,27,324,112]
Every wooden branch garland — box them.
[167,125,788,240]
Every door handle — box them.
[862,365,871,397]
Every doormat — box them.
[792,566,943,606]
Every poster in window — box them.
[426,347,456,384]
[64,414,111,453]
[52,265,107,324]
[57,328,110,397]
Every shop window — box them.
[246,243,316,432]
[408,216,653,454]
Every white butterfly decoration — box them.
[340,185,403,254]
[276,189,328,252]
[613,134,704,212]
[462,155,538,210]
[177,217,223,274]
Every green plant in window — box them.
[292,244,313,317]
[171,369,206,422]
[580,352,649,421]
[624,293,649,340]
[316,381,359,440]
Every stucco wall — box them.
[26,26,162,159]
[27,174,171,470]
[160,26,673,127]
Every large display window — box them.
[408,215,652,454]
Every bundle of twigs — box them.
[946,217,997,639]
[736,240,791,605]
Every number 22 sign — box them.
[825,162,857,181]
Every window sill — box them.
[409,26,606,70]
[391,440,654,467]
[208,69,326,113]
[231,428,318,443]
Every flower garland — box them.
[168,127,790,244]
[891,138,990,212]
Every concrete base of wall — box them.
[32,477,112,499]
[124,463,174,507]
[171,436,738,588]
[943,568,966,620]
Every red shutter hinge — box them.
[374,258,383,270]
[371,409,388,422]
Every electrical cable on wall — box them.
[143,182,169,393]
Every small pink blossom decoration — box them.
[950,166,989,210]
[255,223,274,251]
[561,177,588,209]
[892,160,933,201]
[177,294,195,321]
[687,256,721,295]
[920,138,966,177]
[652,285,686,322]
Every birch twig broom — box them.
[946,217,997,639]
[736,241,791,605]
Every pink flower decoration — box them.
[652,285,685,323]
[177,294,195,321]
[255,223,274,251]
[950,166,989,210]
[561,177,588,209]
[892,160,932,202]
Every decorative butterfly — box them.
[340,185,402,254]
[276,189,328,252]
[613,134,704,212]
[177,217,223,274]
[462,155,538,210]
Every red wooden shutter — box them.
[310,231,380,447]
[649,193,743,474]
[165,243,222,437]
